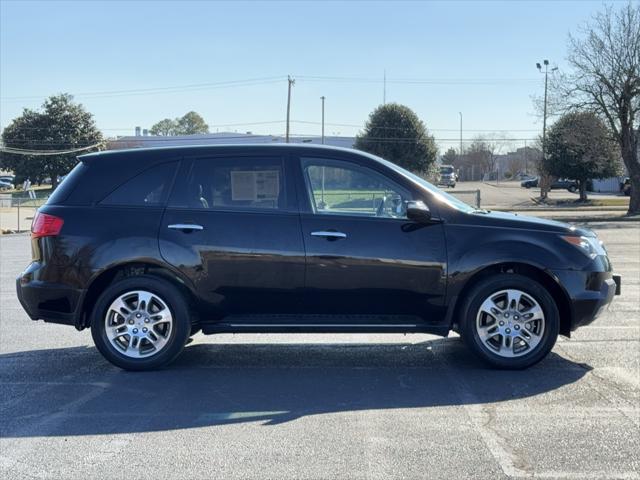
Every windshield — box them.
[440,166,454,175]
[374,157,477,214]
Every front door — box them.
[159,154,305,318]
[296,156,447,323]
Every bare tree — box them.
[553,3,640,214]
[465,135,508,180]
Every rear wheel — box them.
[91,276,191,371]
[459,274,559,369]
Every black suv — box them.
[17,145,620,370]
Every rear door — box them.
[159,153,305,318]
[295,155,448,323]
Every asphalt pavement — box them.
[1,221,638,480]
[451,181,627,210]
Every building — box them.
[108,131,356,151]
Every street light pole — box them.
[536,60,557,198]
[320,96,325,144]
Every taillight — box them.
[31,212,64,239]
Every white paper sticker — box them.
[231,170,279,201]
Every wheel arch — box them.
[77,261,198,330]
[451,262,573,337]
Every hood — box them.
[469,210,594,237]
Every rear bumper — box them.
[552,269,620,331]
[16,262,85,328]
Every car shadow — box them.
[0,337,591,438]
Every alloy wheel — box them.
[104,290,173,358]
[475,289,546,358]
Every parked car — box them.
[553,178,578,193]
[516,173,536,181]
[521,177,578,192]
[437,165,456,188]
[16,145,620,371]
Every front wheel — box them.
[459,274,559,369]
[91,276,192,371]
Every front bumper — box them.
[16,262,85,328]
[438,178,456,187]
[552,269,620,331]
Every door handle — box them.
[168,223,204,231]
[311,230,347,240]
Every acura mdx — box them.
[16,145,621,370]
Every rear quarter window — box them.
[100,161,178,207]
[46,162,89,205]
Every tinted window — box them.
[101,161,177,206]
[171,157,286,211]
[46,161,88,205]
[302,158,411,218]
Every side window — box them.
[101,161,177,207]
[171,157,286,211]
[302,158,411,218]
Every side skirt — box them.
[200,314,450,336]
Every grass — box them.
[312,189,392,214]
[554,198,630,207]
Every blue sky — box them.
[0,0,629,150]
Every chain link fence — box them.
[0,191,49,233]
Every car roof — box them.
[79,143,366,163]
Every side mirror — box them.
[406,200,432,223]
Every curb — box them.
[491,207,629,213]
[544,216,639,223]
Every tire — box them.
[568,186,577,193]
[458,273,559,369]
[91,275,192,371]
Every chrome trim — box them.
[311,231,347,239]
[168,223,204,231]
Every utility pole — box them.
[459,111,463,174]
[383,70,386,105]
[536,60,557,198]
[285,75,295,143]
[320,96,325,144]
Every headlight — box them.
[561,235,607,259]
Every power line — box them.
[4,120,288,132]
[4,121,539,133]
[291,120,539,132]
[1,73,544,103]
[3,134,540,146]
[0,76,287,102]
[1,143,104,156]
[296,75,541,85]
